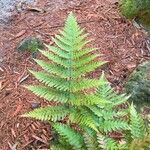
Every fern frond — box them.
[34,58,105,79]
[100,109,128,120]
[129,135,150,150]
[50,145,68,150]
[83,132,99,150]
[100,120,129,133]
[97,81,129,107]
[69,79,106,92]
[97,133,119,150]
[58,28,85,41]
[24,85,69,103]
[73,48,98,59]
[39,50,70,68]
[29,70,70,91]
[29,70,106,92]
[68,94,109,106]
[69,108,98,132]
[73,54,98,68]
[22,106,69,122]
[51,31,91,53]
[54,32,89,48]
[129,104,147,139]
[74,61,106,78]
[45,44,97,60]
[87,105,103,118]
[45,45,69,59]
[53,123,85,149]
[34,59,70,78]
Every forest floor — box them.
[0,0,149,149]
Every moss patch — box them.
[120,0,150,28]
[125,62,150,108]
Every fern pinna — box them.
[23,13,150,150]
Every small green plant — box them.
[23,13,150,149]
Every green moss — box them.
[120,0,150,27]
[17,37,44,53]
[125,62,150,108]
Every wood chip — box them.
[19,140,34,149]
[0,67,4,72]
[15,30,26,38]
[8,142,19,150]
[127,64,136,70]
[31,123,36,130]
[19,74,29,84]
[12,102,23,117]
[26,6,46,13]
[11,128,16,138]
[32,134,48,145]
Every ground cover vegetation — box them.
[23,13,150,150]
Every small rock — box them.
[17,37,44,53]
[31,102,41,109]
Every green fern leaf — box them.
[24,85,69,103]
[69,108,99,132]
[129,135,150,150]
[83,132,99,150]
[22,106,69,122]
[34,59,70,78]
[45,44,69,59]
[53,123,85,149]
[50,145,68,150]
[68,94,109,106]
[40,50,70,68]
[100,120,129,133]
[97,133,119,150]
[130,104,147,139]
[29,70,106,92]
[100,109,128,120]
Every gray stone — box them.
[31,101,41,109]
[125,62,150,108]
[0,0,36,24]
[17,37,44,53]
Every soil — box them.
[0,0,150,149]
